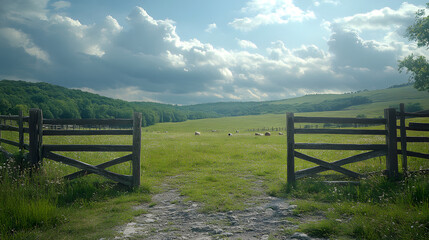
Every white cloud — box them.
[0,1,421,104]
[237,39,258,49]
[205,23,217,33]
[229,0,316,31]
[51,1,71,10]
[0,27,50,62]
[314,0,339,7]
[323,0,340,6]
[0,0,49,22]
[333,2,421,32]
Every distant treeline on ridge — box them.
[0,80,373,127]
[0,80,215,127]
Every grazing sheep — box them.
[265,132,271,136]
[236,130,239,133]
[228,133,233,136]
[195,131,201,136]
[278,132,284,135]
[255,132,263,136]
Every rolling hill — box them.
[181,83,429,117]
[1,80,428,127]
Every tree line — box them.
[0,80,377,127]
[0,80,215,127]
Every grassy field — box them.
[1,110,428,239]
[270,85,429,114]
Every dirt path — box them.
[112,185,324,240]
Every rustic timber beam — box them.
[294,151,362,179]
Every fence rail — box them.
[287,108,399,183]
[287,104,429,183]
[397,103,429,173]
[0,109,142,187]
[0,111,26,151]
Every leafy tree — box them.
[11,104,29,115]
[405,102,423,112]
[0,98,11,114]
[398,3,429,92]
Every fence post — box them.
[29,109,43,166]
[385,108,398,179]
[287,112,295,184]
[132,112,142,187]
[399,103,407,173]
[18,110,24,151]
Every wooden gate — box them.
[398,103,429,173]
[27,109,142,187]
[287,108,398,184]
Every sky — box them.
[0,0,428,105]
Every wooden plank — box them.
[43,144,133,152]
[38,110,43,163]
[18,110,24,151]
[132,112,142,187]
[293,116,386,124]
[295,128,387,135]
[0,138,20,147]
[0,125,19,131]
[64,154,133,180]
[296,150,386,179]
[385,108,398,179]
[397,137,429,143]
[408,122,429,131]
[294,143,387,151]
[0,115,21,121]
[43,129,133,136]
[29,109,43,166]
[405,151,429,160]
[405,127,429,132]
[43,118,133,126]
[397,112,429,118]
[44,151,132,186]
[399,103,407,172]
[294,151,361,179]
[286,113,295,184]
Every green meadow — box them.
[1,110,428,239]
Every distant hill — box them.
[0,80,215,127]
[180,84,429,117]
[1,80,428,126]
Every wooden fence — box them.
[287,108,397,183]
[0,109,142,187]
[287,105,429,183]
[397,103,429,173]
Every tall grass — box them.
[0,153,60,237]
[0,112,427,239]
[0,130,149,240]
[281,173,429,239]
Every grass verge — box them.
[281,174,429,239]
[0,152,151,240]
